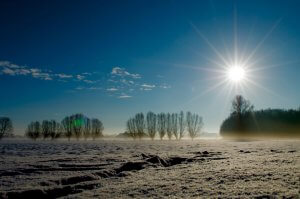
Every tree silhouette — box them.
[135,113,145,139]
[186,112,203,140]
[0,117,13,140]
[146,112,156,140]
[126,118,137,139]
[166,113,172,140]
[62,116,72,141]
[49,120,62,140]
[83,117,91,140]
[26,121,41,140]
[91,118,104,140]
[178,111,185,140]
[171,113,179,140]
[220,101,300,137]
[70,113,85,140]
[231,95,254,116]
[157,113,166,140]
[42,120,51,139]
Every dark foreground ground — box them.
[0,139,299,198]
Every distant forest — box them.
[220,95,300,137]
[24,113,104,141]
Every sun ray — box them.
[190,22,231,67]
[242,18,282,67]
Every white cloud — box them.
[83,79,96,84]
[0,61,21,69]
[30,68,41,73]
[111,67,141,79]
[0,60,106,86]
[140,88,152,91]
[2,67,16,75]
[160,85,171,89]
[76,86,84,90]
[82,72,92,75]
[76,75,85,80]
[57,74,73,79]
[0,61,10,67]
[87,87,101,90]
[118,94,132,99]
[32,72,52,80]
[141,83,155,88]
[107,88,118,92]
[18,69,31,75]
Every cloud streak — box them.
[1,61,171,98]
[118,94,132,98]
[107,88,118,92]
[111,67,141,79]
[0,61,96,82]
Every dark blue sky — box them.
[1,0,300,134]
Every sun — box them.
[227,66,245,82]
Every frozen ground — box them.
[0,139,299,198]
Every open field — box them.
[0,139,299,198]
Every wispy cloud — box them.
[107,67,170,98]
[76,75,85,80]
[0,61,96,82]
[87,87,101,90]
[1,61,172,98]
[118,94,132,99]
[111,67,141,79]
[107,88,118,92]
[2,67,16,75]
[141,88,153,91]
[160,84,171,89]
[75,86,102,90]
[57,73,73,79]
[83,79,97,84]
[141,83,155,88]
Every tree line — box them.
[220,95,300,137]
[25,113,104,141]
[0,117,13,140]
[126,111,203,140]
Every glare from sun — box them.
[227,66,245,82]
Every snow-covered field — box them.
[0,139,299,198]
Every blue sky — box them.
[1,0,300,135]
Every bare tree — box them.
[157,113,166,140]
[166,113,172,140]
[42,120,51,139]
[71,113,85,140]
[62,116,72,141]
[231,95,254,116]
[178,111,185,140]
[186,112,203,140]
[83,117,91,140]
[231,95,254,132]
[171,113,179,140]
[126,118,137,140]
[135,113,145,139]
[25,121,41,140]
[49,120,61,140]
[0,117,13,140]
[91,118,104,140]
[146,111,156,140]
